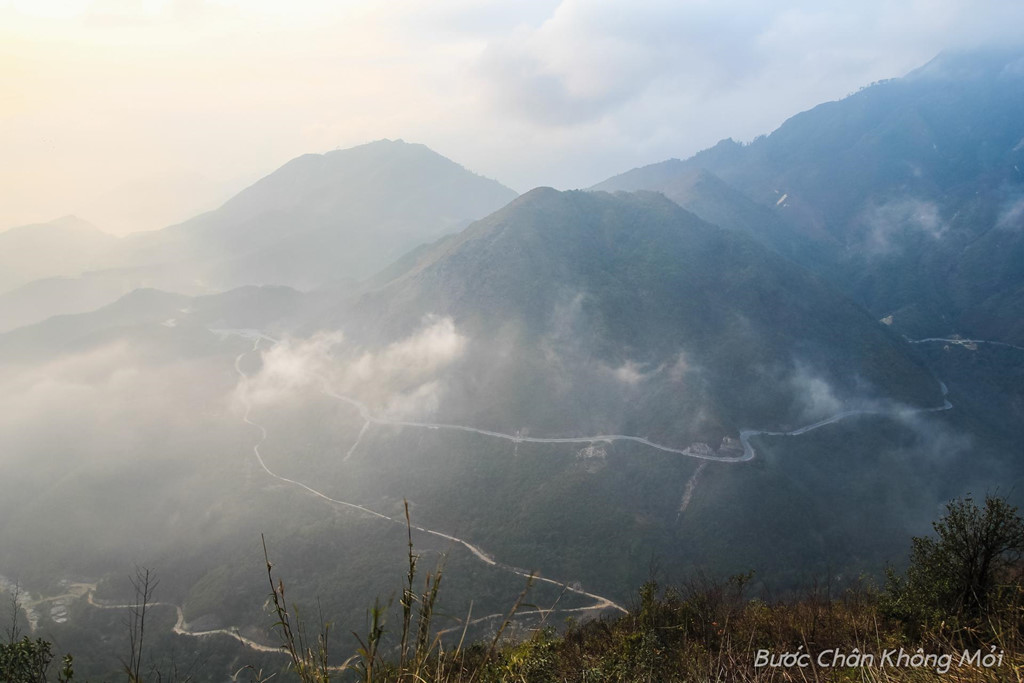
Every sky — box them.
[2,0,1024,235]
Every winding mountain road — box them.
[223,328,954,466]
[324,380,951,465]
[323,385,752,462]
[234,337,629,620]
[220,328,958,649]
[21,328,963,658]
[737,381,951,460]
[906,336,1024,353]
[85,587,281,654]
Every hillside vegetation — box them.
[6,495,1024,682]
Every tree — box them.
[886,494,1024,623]
[123,567,157,683]
[6,583,21,645]
[0,638,73,683]
[2,582,73,683]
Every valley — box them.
[2,45,1024,682]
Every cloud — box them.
[668,351,692,383]
[474,0,769,127]
[608,359,654,386]
[788,363,846,421]
[473,0,1024,133]
[236,316,467,419]
[0,341,139,432]
[344,316,466,390]
[860,198,946,254]
[890,401,974,479]
[4,0,1024,229]
[341,316,467,418]
[380,380,444,420]
[0,340,234,479]
[235,331,345,407]
[996,194,1024,231]
[457,0,1024,190]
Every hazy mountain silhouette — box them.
[327,188,939,445]
[104,139,518,291]
[3,52,1022,681]
[0,216,115,294]
[596,48,1024,343]
[1,141,517,333]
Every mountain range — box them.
[325,187,938,444]
[0,216,115,294]
[0,140,516,331]
[596,48,1024,344]
[1,47,1023,681]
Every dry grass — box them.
[259,504,1024,682]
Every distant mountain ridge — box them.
[0,216,116,294]
[595,48,1024,344]
[0,141,518,332]
[9,188,937,445]
[104,139,518,291]
[1,88,1012,665]
[323,188,939,445]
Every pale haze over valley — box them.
[4,1,1024,680]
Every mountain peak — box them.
[907,47,1024,82]
[591,47,1024,344]
[339,186,936,446]
[47,215,103,233]
[325,137,433,158]
[241,139,516,202]
[2,214,103,236]
[509,186,564,204]
[125,140,518,290]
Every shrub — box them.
[885,494,1024,625]
[0,637,73,683]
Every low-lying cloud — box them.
[996,194,1024,231]
[236,316,467,420]
[860,198,946,255]
[789,363,847,421]
[236,331,346,407]
[0,341,226,471]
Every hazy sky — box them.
[3,0,1023,235]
